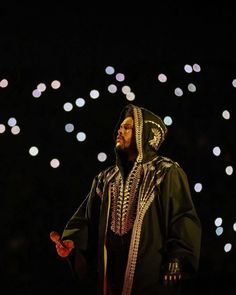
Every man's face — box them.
[116,116,136,152]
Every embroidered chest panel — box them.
[110,162,142,236]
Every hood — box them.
[114,104,168,164]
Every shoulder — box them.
[152,156,180,170]
[151,156,190,182]
[145,156,182,186]
[157,157,190,183]
[150,157,191,191]
[95,165,117,186]
[94,165,117,199]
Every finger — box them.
[63,240,75,249]
[58,251,70,258]
[56,247,70,257]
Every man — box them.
[51,104,201,295]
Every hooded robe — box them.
[61,104,201,295]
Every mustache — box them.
[116,135,124,141]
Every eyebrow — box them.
[120,123,133,127]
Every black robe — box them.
[61,104,202,295]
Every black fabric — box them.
[61,104,201,295]
[107,230,132,295]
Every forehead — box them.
[121,116,134,125]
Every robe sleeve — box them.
[61,174,102,282]
[160,164,202,278]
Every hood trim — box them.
[133,106,143,163]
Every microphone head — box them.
[50,231,60,242]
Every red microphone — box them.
[50,231,67,249]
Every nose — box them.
[118,127,122,135]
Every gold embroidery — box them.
[149,128,162,150]
[144,120,166,150]
[121,157,172,295]
[110,162,142,236]
[133,107,143,163]
[122,190,156,295]
[144,120,165,136]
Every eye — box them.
[124,126,132,131]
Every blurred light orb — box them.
[37,83,46,92]
[193,63,201,72]
[32,89,41,98]
[122,85,131,94]
[75,98,85,107]
[188,83,196,92]
[174,87,183,97]
[233,223,236,232]
[225,166,233,175]
[108,84,117,93]
[29,146,39,156]
[158,73,167,83]
[222,110,230,120]
[97,152,107,162]
[51,80,61,89]
[65,123,74,133]
[164,116,173,126]
[0,78,8,88]
[224,243,232,252]
[11,126,20,135]
[184,64,193,73]
[126,92,135,101]
[213,146,221,156]
[194,183,202,192]
[50,158,60,168]
[232,79,236,88]
[115,73,125,82]
[0,124,6,133]
[90,89,99,99]
[215,217,223,227]
[8,117,17,127]
[63,102,73,112]
[105,66,115,75]
[215,227,223,236]
[76,132,86,142]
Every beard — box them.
[115,147,129,166]
[115,143,137,162]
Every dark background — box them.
[0,3,235,294]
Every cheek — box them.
[127,133,134,146]
[131,131,136,144]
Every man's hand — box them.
[162,258,182,286]
[50,231,75,258]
